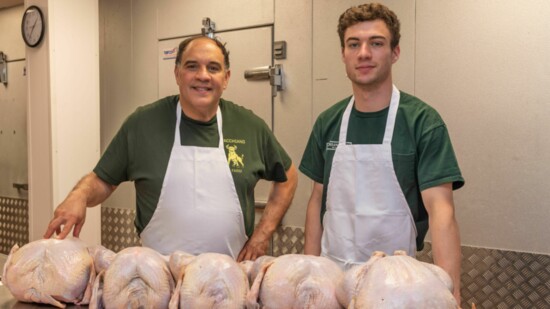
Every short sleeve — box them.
[417,124,464,191]
[261,125,292,182]
[93,116,132,186]
[299,119,325,184]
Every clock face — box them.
[21,6,45,47]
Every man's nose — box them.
[195,66,211,80]
[358,43,372,59]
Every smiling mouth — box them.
[356,64,375,70]
[191,86,212,92]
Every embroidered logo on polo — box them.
[224,138,246,173]
[326,141,352,151]
[326,141,339,150]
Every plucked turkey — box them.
[1,237,95,308]
[169,251,249,309]
[246,254,344,309]
[337,250,458,309]
[89,246,175,309]
[240,255,275,285]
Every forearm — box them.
[252,164,298,242]
[238,164,297,261]
[65,172,116,207]
[430,212,462,302]
[304,182,323,255]
[422,183,462,304]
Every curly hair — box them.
[337,3,401,50]
[175,35,230,69]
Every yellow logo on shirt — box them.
[226,144,245,169]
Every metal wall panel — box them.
[0,197,28,254]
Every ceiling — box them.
[0,0,23,10]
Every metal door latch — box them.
[244,64,284,97]
[201,17,216,39]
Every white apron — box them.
[321,85,417,270]
[140,103,248,258]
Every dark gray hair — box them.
[175,35,230,69]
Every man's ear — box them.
[223,69,231,90]
[392,45,400,63]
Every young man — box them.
[300,3,464,303]
[44,36,297,262]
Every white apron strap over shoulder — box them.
[322,85,417,270]
[140,103,248,258]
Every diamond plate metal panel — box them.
[0,197,29,255]
[101,206,141,252]
[418,243,550,308]
[272,225,304,256]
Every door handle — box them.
[13,183,29,191]
[244,64,283,97]
[244,66,270,80]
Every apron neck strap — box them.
[383,84,401,144]
[339,85,401,145]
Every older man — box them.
[45,36,297,262]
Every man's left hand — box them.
[237,236,269,262]
[237,164,298,262]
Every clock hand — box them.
[30,18,38,36]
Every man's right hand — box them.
[43,194,87,239]
[43,172,116,239]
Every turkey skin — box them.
[337,251,458,309]
[169,251,249,309]
[246,254,344,309]
[1,237,95,308]
[89,246,175,309]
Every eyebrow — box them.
[182,60,222,67]
[345,35,388,42]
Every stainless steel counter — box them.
[0,254,6,275]
[0,283,19,309]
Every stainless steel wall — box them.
[0,5,27,200]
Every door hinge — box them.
[0,52,7,85]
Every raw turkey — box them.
[240,255,275,285]
[89,246,175,309]
[169,251,249,309]
[88,244,116,273]
[1,237,95,308]
[246,254,344,309]
[337,250,458,309]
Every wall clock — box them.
[21,5,45,48]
